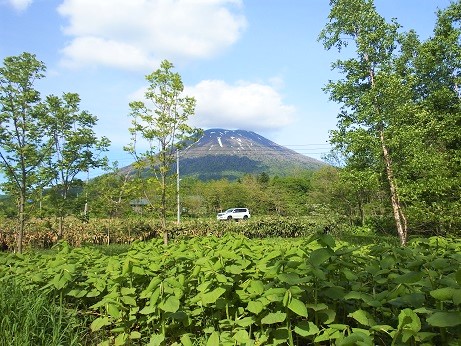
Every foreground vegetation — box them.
[0,280,89,346]
[1,232,460,345]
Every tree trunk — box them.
[358,198,365,226]
[366,58,408,246]
[58,189,67,239]
[58,216,64,239]
[17,193,25,253]
[161,172,168,245]
[380,130,408,246]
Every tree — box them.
[401,2,461,234]
[45,92,110,237]
[0,53,51,253]
[268,172,312,216]
[84,163,136,218]
[319,0,417,245]
[126,60,200,244]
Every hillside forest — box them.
[0,0,460,250]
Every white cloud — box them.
[4,0,32,11]
[57,0,247,70]
[185,80,297,132]
[60,37,159,70]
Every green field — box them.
[1,232,460,346]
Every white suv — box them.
[217,208,251,221]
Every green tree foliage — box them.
[164,172,314,218]
[45,92,110,237]
[0,195,16,218]
[397,3,461,234]
[0,52,111,251]
[319,0,461,241]
[0,53,51,252]
[84,164,136,219]
[79,171,318,220]
[125,60,201,244]
[268,172,312,216]
[319,0,458,245]
[308,165,391,231]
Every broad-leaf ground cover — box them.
[1,234,460,345]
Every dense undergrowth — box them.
[1,233,460,345]
[0,216,325,251]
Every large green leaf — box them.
[309,248,332,266]
[348,309,376,327]
[320,309,336,324]
[288,298,308,317]
[129,331,141,340]
[430,287,455,301]
[397,308,421,333]
[394,271,423,284]
[180,334,193,346]
[121,295,137,306]
[278,272,305,285]
[264,287,287,302]
[107,303,121,318]
[336,331,373,346]
[114,332,128,346]
[147,334,165,346]
[426,312,461,327]
[159,295,180,313]
[318,234,336,248]
[248,280,265,295]
[233,329,250,344]
[247,300,265,314]
[90,316,110,332]
[206,332,220,346]
[294,321,319,337]
[261,312,286,324]
[235,317,255,327]
[453,289,461,305]
[202,287,226,306]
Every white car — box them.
[217,208,251,221]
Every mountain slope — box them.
[177,129,326,180]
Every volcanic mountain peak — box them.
[178,129,326,180]
[120,129,326,181]
[184,129,286,156]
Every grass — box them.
[0,280,90,346]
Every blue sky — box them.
[0,0,454,177]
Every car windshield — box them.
[225,209,234,213]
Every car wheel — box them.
[243,215,248,220]
[227,216,233,221]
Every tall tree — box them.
[404,2,461,233]
[0,53,51,253]
[319,0,417,245]
[45,92,110,237]
[126,60,200,244]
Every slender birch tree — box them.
[126,60,200,245]
[319,0,414,245]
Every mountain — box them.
[176,129,326,180]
